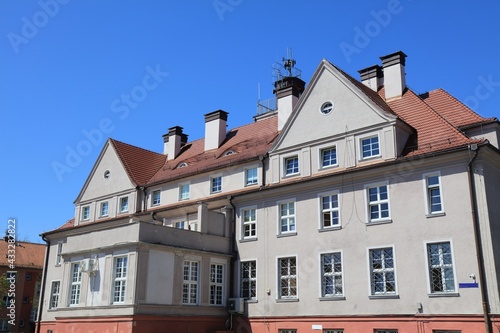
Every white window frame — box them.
[179,182,190,201]
[277,256,298,300]
[365,182,391,223]
[320,251,344,298]
[113,256,128,304]
[175,221,186,229]
[320,145,338,169]
[368,246,398,297]
[100,201,109,217]
[151,189,161,206]
[69,263,82,306]
[182,260,199,305]
[359,134,381,160]
[277,199,296,235]
[81,205,90,221]
[240,260,257,300]
[210,174,222,194]
[283,155,299,176]
[241,207,257,240]
[245,166,258,186]
[209,263,224,306]
[423,172,444,215]
[319,191,340,230]
[425,240,457,295]
[55,242,63,266]
[119,196,129,213]
[49,280,61,309]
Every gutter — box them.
[467,144,492,333]
[36,234,50,333]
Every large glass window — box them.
[278,257,297,299]
[210,264,224,306]
[369,247,396,295]
[113,256,128,303]
[49,281,60,309]
[240,260,256,300]
[321,252,343,297]
[69,263,82,306]
[427,242,455,293]
[182,261,198,304]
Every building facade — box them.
[37,51,500,333]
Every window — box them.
[211,176,222,193]
[26,272,32,281]
[100,201,109,217]
[320,101,334,115]
[113,256,128,303]
[49,281,60,309]
[242,208,256,239]
[361,135,380,158]
[278,257,297,299]
[425,174,443,214]
[119,197,129,213]
[284,156,299,175]
[175,221,186,229]
[240,260,257,300]
[433,331,461,333]
[321,147,337,167]
[427,242,455,293]
[278,330,297,333]
[279,201,296,234]
[321,193,340,228]
[369,247,396,295]
[0,319,9,331]
[81,206,90,221]
[321,252,343,297]
[182,261,198,304]
[367,185,390,222]
[374,331,398,333]
[245,167,258,186]
[210,264,224,306]
[3,295,14,307]
[179,183,190,200]
[69,263,82,306]
[55,242,63,266]
[19,319,25,327]
[152,190,161,206]
[324,330,344,333]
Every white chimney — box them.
[358,64,383,92]
[204,110,228,151]
[274,76,305,130]
[380,51,407,100]
[166,126,187,160]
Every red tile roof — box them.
[110,138,166,186]
[420,88,497,128]
[0,241,45,269]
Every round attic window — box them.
[320,101,334,115]
[103,170,111,179]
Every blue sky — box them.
[1,1,500,243]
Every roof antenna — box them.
[282,48,296,77]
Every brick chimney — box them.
[204,110,228,151]
[165,126,188,160]
[358,64,383,92]
[380,51,407,100]
[274,76,305,130]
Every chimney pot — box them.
[166,126,186,160]
[204,110,228,151]
[358,64,383,92]
[380,51,407,100]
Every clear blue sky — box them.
[1,1,500,243]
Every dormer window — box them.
[284,156,299,176]
[81,206,90,221]
[177,162,188,168]
[224,150,235,156]
[361,135,380,159]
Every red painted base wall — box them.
[37,315,228,333]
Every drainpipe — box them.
[467,145,492,333]
[36,235,50,333]
[259,154,267,187]
[141,186,147,212]
[227,195,237,331]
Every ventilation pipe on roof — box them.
[204,110,228,151]
[165,126,188,160]
[380,51,407,100]
[358,64,383,92]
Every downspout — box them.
[259,154,267,187]
[467,145,492,333]
[227,195,237,331]
[36,235,50,333]
[141,186,147,212]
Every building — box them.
[0,240,45,333]
[37,51,500,333]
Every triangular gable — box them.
[270,60,399,153]
[74,139,137,204]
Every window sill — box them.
[319,164,339,171]
[239,237,258,243]
[366,219,392,226]
[245,299,258,303]
[428,292,460,298]
[359,155,381,162]
[319,296,345,301]
[318,225,342,232]
[369,294,399,300]
[277,232,297,238]
[276,298,299,303]
[426,212,446,218]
